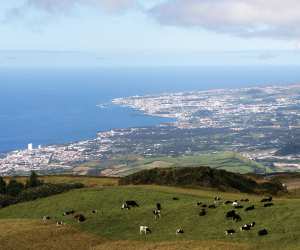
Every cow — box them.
[92,210,98,214]
[173,197,179,201]
[258,229,268,236]
[232,201,240,207]
[214,196,221,201]
[56,221,64,226]
[176,229,184,234]
[224,200,232,205]
[245,205,255,211]
[240,224,251,231]
[125,200,139,207]
[264,203,274,207]
[197,202,202,206]
[74,214,86,223]
[241,198,249,202]
[140,226,151,235]
[156,203,161,210]
[261,197,272,203]
[226,210,236,218]
[208,204,216,209]
[234,205,244,209]
[42,216,51,223]
[63,210,75,216]
[199,209,206,216]
[201,204,207,208]
[232,213,242,222]
[153,209,161,219]
[225,229,235,235]
[122,203,130,210]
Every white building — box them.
[28,143,33,151]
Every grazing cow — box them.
[258,229,268,236]
[197,202,202,206]
[234,205,244,209]
[140,226,151,235]
[241,198,249,202]
[156,203,161,210]
[224,200,232,205]
[125,200,139,207]
[153,209,161,219]
[176,229,184,234]
[199,209,206,216]
[233,214,242,222]
[245,205,255,211]
[173,197,179,201]
[261,197,272,203]
[56,221,64,226]
[225,229,235,235]
[232,201,240,207]
[42,216,51,223]
[208,204,216,209]
[201,204,207,208]
[249,222,256,227]
[122,203,130,210]
[240,224,251,231]
[63,210,75,216]
[74,214,86,223]
[226,210,236,218]
[264,203,274,207]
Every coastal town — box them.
[1,84,300,175]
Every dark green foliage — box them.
[119,166,285,194]
[0,177,6,194]
[25,171,43,188]
[0,183,84,208]
[6,179,24,197]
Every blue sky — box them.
[0,0,300,67]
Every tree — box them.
[6,179,24,196]
[26,171,42,188]
[0,177,6,194]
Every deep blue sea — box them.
[1,66,300,153]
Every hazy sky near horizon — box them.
[1,0,300,67]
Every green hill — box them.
[0,183,299,250]
[119,166,285,194]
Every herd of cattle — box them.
[42,195,273,238]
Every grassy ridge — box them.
[0,185,299,250]
[119,167,285,194]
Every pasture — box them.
[0,185,299,250]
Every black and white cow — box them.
[63,210,75,216]
[156,203,161,210]
[176,229,184,234]
[42,216,51,223]
[125,200,139,207]
[225,229,236,235]
[199,209,206,216]
[153,209,161,219]
[74,214,86,223]
[208,204,216,209]
[56,221,64,226]
[140,226,151,235]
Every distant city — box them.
[1,84,300,176]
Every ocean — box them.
[1,66,300,153]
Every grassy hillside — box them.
[0,184,299,250]
[120,167,285,194]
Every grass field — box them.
[100,152,270,177]
[0,184,299,250]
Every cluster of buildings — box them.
[2,84,300,176]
